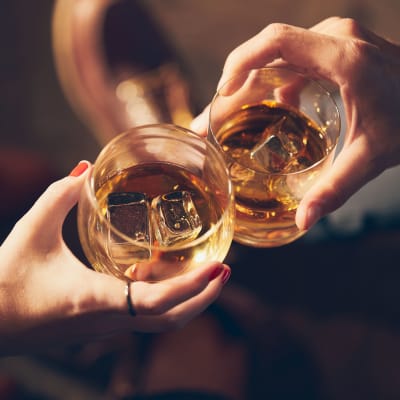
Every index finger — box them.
[218,23,344,89]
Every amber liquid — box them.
[215,100,330,247]
[85,162,233,281]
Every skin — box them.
[192,17,400,231]
[0,162,230,355]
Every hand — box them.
[192,17,400,230]
[0,161,230,355]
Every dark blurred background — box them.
[3,0,400,173]
[2,1,400,399]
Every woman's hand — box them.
[0,161,230,355]
[192,17,400,230]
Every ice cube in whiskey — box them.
[214,100,329,239]
[107,192,151,265]
[151,190,202,246]
[250,115,308,173]
[251,134,290,173]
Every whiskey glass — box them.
[208,67,341,247]
[78,124,235,282]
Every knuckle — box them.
[324,16,342,24]
[223,22,292,72]
[225,23,289,62]
[262,22,291,40]
[338,18,364,37]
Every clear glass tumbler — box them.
[78,124,235,282]
[208,67,341,247]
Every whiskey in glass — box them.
[209,67,341,247]
[78,124,235,282]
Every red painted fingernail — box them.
[69,161,89,177]
[209,265,223,281]
[222,268,231,285]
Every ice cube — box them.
[106,192,151,267]
[275,115,305,156]
[250,134,290,173]
[151,190,202,246]
[250,115,306,173]
[107,192,151,243]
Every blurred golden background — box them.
[2,0,399,172]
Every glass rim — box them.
[208,66,341,177]
[85,123,235,251]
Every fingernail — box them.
[69,161,89,177]
[221,268,231,285]
[209,265,223,281]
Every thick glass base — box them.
[233,224,306,248]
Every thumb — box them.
[22,161,91,240]
[296,140,379,230]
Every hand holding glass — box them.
[78,124,234,282]
[208,67,341,247]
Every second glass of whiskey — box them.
[77,124,235,282]
[208,67,341,247]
